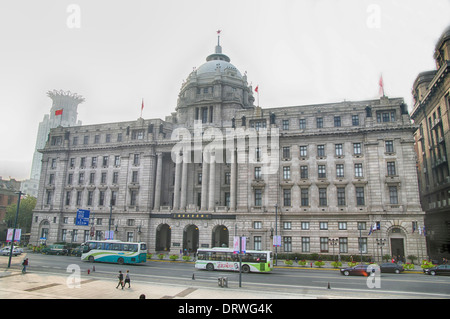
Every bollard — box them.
[192,273,195,280]
[327,282,331,289]
[93,266,95,272]
[87,269,90,275]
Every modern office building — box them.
[30,35,426,261]
[411,25,450,260]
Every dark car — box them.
[379,263,404,274]
[41,244,68,255]
[423,264,450,276]
[340,264,375,276]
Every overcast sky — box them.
[0,0,449,180]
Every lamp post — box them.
[376,238,386,263]
[8,191,23,268]
[328,238,338,262]
[274,203,278,266]
[358,223,363,263]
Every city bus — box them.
[81,240,147,265]
[195,247,273,273]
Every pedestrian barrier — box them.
[218,276,228,288]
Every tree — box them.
[5,196,36,233]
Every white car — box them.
[0,247,21,256]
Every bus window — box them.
[111,243,121,251]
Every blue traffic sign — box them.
[75,209,90,226]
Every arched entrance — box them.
[183,224,199,254]
[155,224,171,252]
[389,227,406,262]
[212,225,229,248]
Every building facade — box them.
[411,26,450,260]
[30,36,426,261]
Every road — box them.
[11,253,450,299]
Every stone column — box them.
[180,155,188,210]
[229,149,237,211]
[208,152,216,211]
[200,152,209,211]
[173,152,182,210]
[153,152,163,210]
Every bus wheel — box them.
[242,264,250,273]
[118,258,124,265]
[206,263,214,271]
[88,256,95,263]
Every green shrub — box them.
[182,255,191,262]
[314,260,325,268]
[157,253,165,260]
[284,259,293,266]
[331,261,342,268]
[169,254,178,261]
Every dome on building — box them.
[196,59,242,78]
[195,31,243,79]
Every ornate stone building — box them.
[30,35,426,261]
[411,25,450,260]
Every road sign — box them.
[75,209,90,226]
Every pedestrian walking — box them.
[124,270,131,288]
[116,271,124,289]
[22,258,28,274]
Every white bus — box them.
[195,247,273,273]
[81,240,147,265]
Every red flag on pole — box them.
[378,75,385,97]
[254,85,259,93]
[55,109,63,116]
[140,99,144,118]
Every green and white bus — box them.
[81,240,147,265]
[195,247,273,273]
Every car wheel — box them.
[430,270,436,276]
[344,270,350,276]
[395,269,400,274]
[206,263,214,271]
[242,264,250,273]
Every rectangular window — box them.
[338,222,347,230]
[254,167,261,180]
[282,146,291,159]
[354,163,363,178]
[319,188,327,206]
[337,187,346,206]
[300,166,308,179]
[302,237,310,252]
[301,188,309,206]
[299,145,308,157]
[301,222,310,230]
[320,222,328,230]
[282,119,289,130]
[387,162,396,176]
[283,189,291,206]
[317,117,323,128]
[353,143,362,155]
[336,164,344,178]
[385,140,394,153]
[356,187,365,205]
[299,119,306,129]
[389,186,398,204]
[334,116,341,127]
[320,237,329,252]
[318,165,326,178]
[283,237,292,252]
[339,237,348,253]
[254,236,262,251]
[283,166,290,180]
[254,189,262,206]
[335,144,343,156]
[317,145,325,157]
[352,115,359,126]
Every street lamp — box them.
[274,203,278,266]
[328,238,338,262]
[376,238,386,263]
[8,191,23,268]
